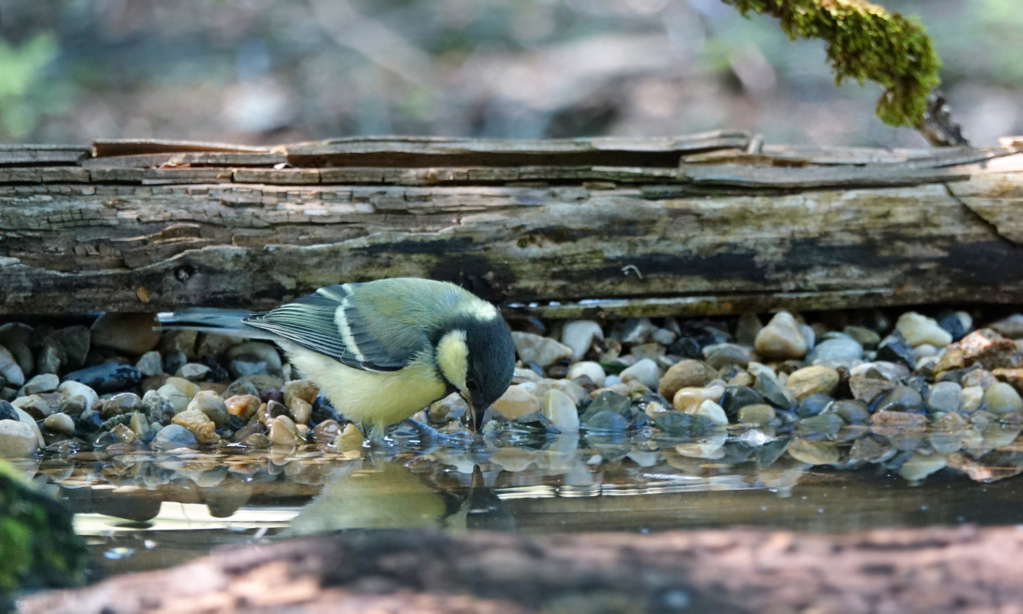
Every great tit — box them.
[159,278,515,438]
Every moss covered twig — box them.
[727,0,941,132]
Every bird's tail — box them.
[156,308,276,339]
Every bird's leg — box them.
[389,418,474,449]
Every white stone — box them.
[567,361,606,386]
[896,312,952,348]
[491,384,541,419]
[510,332,573,367]
[961,386,984,412]
[57,380,99,411]
[691,399,729,426]
[560,320,604,361]
[43,412,75,436]
[0,419,38,457]
[619,358,660,390]
[541,389,579,432]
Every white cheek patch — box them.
[436,329,469,393]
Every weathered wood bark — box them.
[2,134,1022,317]
[19,526,1023,614]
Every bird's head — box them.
[435,312,515,431]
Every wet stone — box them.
[560,320,604,361]
[873,385,924,413]
[510,332,573,368]
[491,385,541,420]
[142,392,176,425]
[927,381,962,413]
[787,438,839,465]
[567,361,606,387]
[653,411,716,436]
[737,404,776,427]
[796,393,834,418]
[0,345,25,389]
[64,363,142,394]
[187,390,231,429]
[268,415,302,446]
[750,365,796,410]
[671,385,725,413]
[619,359,660,390]
[786,366,839,400]
[657,359,718,401]
[42,412,75,436]
[542,389,579,432]
[897,452,947,481]
[876,333,914,368]
[755,312,807,360]
[720,385,765,418]
[584,390,632,419]
[691,400,728,426]
[12,395,56,419]
[312,419,342,444]
[807,336,863,364]
[101,392,143,419]
[0,419,39,457]
[110,423,136,444]
[985,382,1023,414]
[831,399,870,425]
[849,366,897,404]
[896,312,953,348]
[849,433,896,463]
[19,373,59,396]
[795,413,844,439]
[151,424,199,451]
[582,410,629,432]
[171,408,218,444]
[702,343,752,370]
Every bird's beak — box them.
[462,396,488,432]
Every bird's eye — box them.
[466,380,478,392]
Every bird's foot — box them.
[386,418,475,450]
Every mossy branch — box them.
[726,0,941,129]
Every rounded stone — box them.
[542,389,579,432]
[561,320,604,361]
[672,385,725,412]
[690,399,728,426]
[897,452,947,482]
[187,390,231,429]
[984,382,1023,414]
[491,385,541,420]
[0,419,39,457]
[156,384,191,414]
[754,312,807,360]
[151,424,199,451]
[702,343,752,370]
[19,373,59,396]
[873,385,924,413]
[101,392,144,419]
[42,412,75,436]
[619,358,660,390]
[226,342,282,377]
[895,312,953,348]
[510,332,573,368]
[657,359,718,401]
[333,423,364,453]
[927,381,962,414]
[63,363,142,394]
[567,361,606,387]
[0,345,25,388]
[787,438,839,465]
[268,415,301,446]
[807,336,863,364]
[737,404,776,427]
[786,366,839,400]
[842,326,881,350]
[90,312,161,355]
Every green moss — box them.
[727,0,941,127]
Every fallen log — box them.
[2,133,1022,317]
[19,526,1023,614]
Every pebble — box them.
[491,385,541,420]
[42,412,75,436]
[283,378,319,405]
[896,312,953,348]
[848,365,897,404]
[0,345,25,388]
[333,423,364,453]
[312,419,342,444]
[927,381,962,413]
[721,386,765,417]
[12,395,56,419]
[110,423,137,444]
[690,399,729,426]
[657,359,718,401]
[102,392,144,419]
[619,359,660,390]
[57,380,99,410]
[289,398,312,425]
[610,317,656,344]
[990,314,1023,339]
[225,395,261,421]
[749,363,796,410]
[187,390,231,429]
[268,415,302,446]
[807,336,863,364]
[961,386,984,412]
[176,362,211,381]
[843,326,881,350]
[165,376,200,398]
[171,408,218,443]
[984,382,1023,414]
[876,333,915,368]
[0,419,39,457]
[18,373,59,396]
[672,385,725,412]
[156,384,192,414]
[796,393,834,418]
[651,328,677,346]
[151,424,199,451]
[510,332,573,367]
[581,410,628,431]
[226,341,282,377]
[873,385,924,413]
[64,363,142,393]
[91,313,161,355]
[755,312,807,360]
[585,390,631,418]
[897,452,947,481]
[567,361,606,387]
[702,343,752,370]
[737,404,776,427]
[561,320,604,361]
[787,438,839,465]
[541,389,580,432]
[785,366,839,399]
[135,351,164,376]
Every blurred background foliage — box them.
[0,0,1019,147]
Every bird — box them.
[158,277,516,439]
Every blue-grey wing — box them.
[242,283,423,372]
